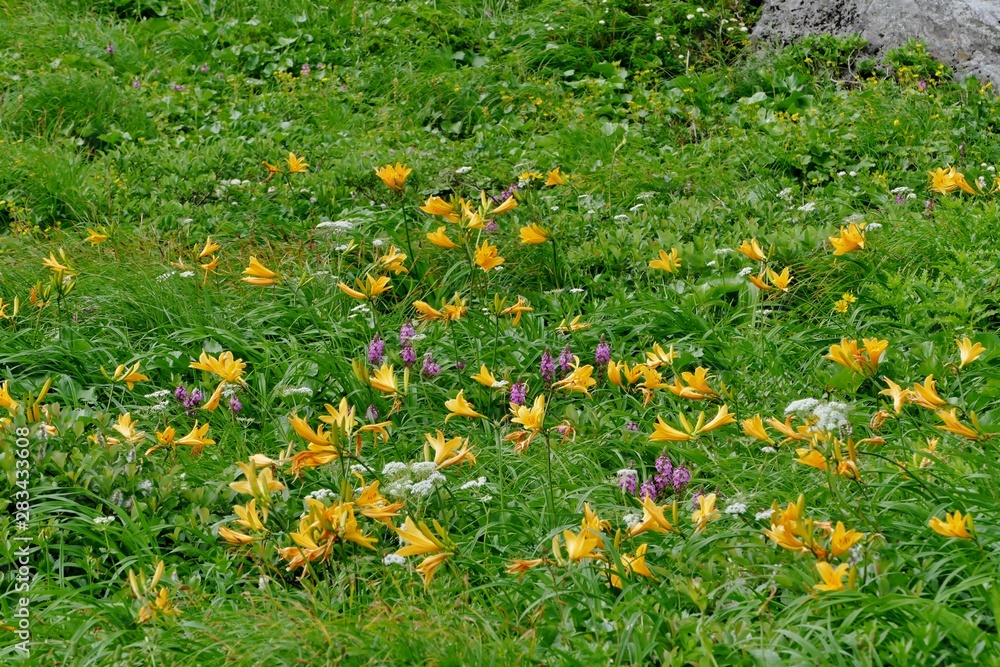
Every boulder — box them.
[752,0,1000,86]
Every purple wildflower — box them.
[401,342,417,367]
[171,83,185,92]
[558,345,574,373]
[509,382,527,406]
[399,321,416,344]
[316,62,326,70]
[174,385,189,403]
[595,337,611,366]
[368,335,385,365]
[625,422,639,432]
[366,405,379,422]
[228,394,243,414]
[421,353,441,378]
[617,469,638,495]
[132,79,141,89]
[455,360,466,371]
[673,466,691,493]
[484,220,499,233]
[639,480,657,501]
[301,63,311,75]
[895,194,905,205]
[918,80,927,90]
[200,64,209,72]
[540,348,556,382]
[183,388,204,411]
[105,44,115,55]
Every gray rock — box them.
[753,0,1000,86]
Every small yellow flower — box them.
[425,430,476,469]
[767,266,792,291]
[175,421,215,454]
[741,414,774,444]
[419,196,460,222]
[286,152,308,173]
[198,236,221,259]
[500,296,533,326]
[519,223,549,245]
[628,495,676,536]
[510,394,545,431]
[470,364,499,388]
[85,228,109,246]
[545,167,566,186]
[374,162,411,191]
[426,226,460,249]
[829,223,866,255]
[337,274,391,300]
[956,337,985,369]
[242,256,280,286]
[737,238,766,261]
[369,364,398,394]
[829,521,864,558]
[794,448,827,470]
[649,247,682,273]
[813,561,850,592]
[934,408,982,441]
[445,390,485,421]
[691,493,720,532]
[474,241,505,271]
[929,510,973,540]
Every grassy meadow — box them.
[2,0,1000,664]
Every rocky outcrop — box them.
[752,0,1000,86]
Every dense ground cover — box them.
[2,0,1000,664]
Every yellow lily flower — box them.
[929,510,973,539]
[956,337,985,369]
[767,266,792,291]
[425,430,476,469]
[112,413,145,444]
[415,551,453,588]
[369,364,398,394]
[829,521,864,557]
[500,296,533,325]
[519,223,549,244]
[198,236,221,259]
[545,167,566,186]
[219,525,257,545]
[628,495,676,536]
[445,390,484,421]
[814,562,850,592]
[426,226,460,249]
[85,228,109,246]
[561,527,602,562]
[553,364,597,397]
[644,343,677,369]
[691,493,720,532]
[419,196,460,222]
[43,250,74,277]
[879,378,911,413]
[737,238,766,261]
[510,394,545,431]
[795,448,827,470]
[474,240,505,271]
[556,315,591,333]
[394,516,447,556]
[201,381,226,411]
[829,223,866,255]
[910,375,948,409]
[234,499,267,531]
[242,256,280,286]
[650,414,693,442]
[337,274,391,300]
[230,461,286,502]
[175,420,215,454]
[697,405,736,434]
[286,152,308,173]
[934,409,982,441]
[470,364,499,387]
[374,162,411,191]
[112,361,149,390]
[649,247,681,273]
[741,414,774,444]
[748,271,773,291]
[190,350,246,384]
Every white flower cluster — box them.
[460,476,488,490]
[144,389,173,400]
[724,502,747,516]
[784,398,851,434]
[93,516,117,525]
[382,461,445,499]
[155,271,176,282]
[797,202,816,213]
[777,187,793,200]
[306,488,337,501]
[316,220,355,232]
[383,553,407,566]
[755,509,774,521]
[276,386,314,397]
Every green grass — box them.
[2,1,1000,665]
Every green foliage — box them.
[2,0,1000,665]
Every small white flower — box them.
[706,260,716,267]
[777,187,793,200]
[866,222,882,230]
[890,186,912,194]
[714,248,734,255]
[372,239,385,248]
[849,171,857,177]
[755,509,774,521]
[179,271,195,278]
[455,166,472,174]
[738,267,753,277]
[93,516,117,525]
[686,13,694,19]
[144,389,172,400]
[550,205,560,211]
[491,380,509,389]
[797,202,816,212]
[725,503,747,516]
[569,287,586,294]
[382,462,409,479]
[411,461,439,478]
[614,214,629,221]
[335,244,351,252]
[383,553,407,566]
[629,203,645,212]
[306,488,337,501]
[460,476,488,490]
[761,446,777,454]
[623,512,642,527]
